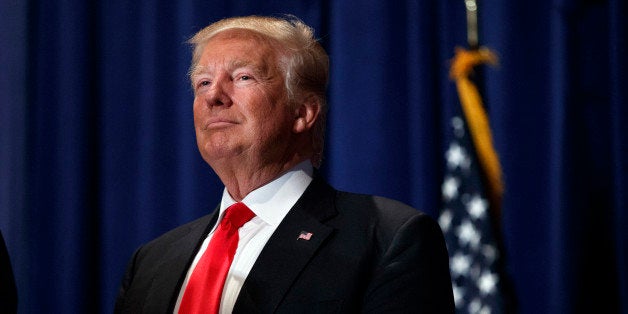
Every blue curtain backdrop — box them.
[1,0,626,313]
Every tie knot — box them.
[223,202,255,229]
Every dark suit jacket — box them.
[115,177,454,313]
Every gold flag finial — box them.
[465,0,479,49]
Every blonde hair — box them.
[188,15,329,167]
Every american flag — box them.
[297,231,312,241]
[438,114,505,313]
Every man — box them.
[115,15,454,313]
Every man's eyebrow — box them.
[190,65,210,78]
[190,60,267,78]
[229,60,266,75]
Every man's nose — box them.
[206,78,232,107]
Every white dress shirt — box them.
[174,161,314,313]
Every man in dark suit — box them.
[115,15,454,313]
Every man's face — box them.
[191,30,296,168]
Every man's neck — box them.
[212,156,310,201]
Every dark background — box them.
[1,0,626,313]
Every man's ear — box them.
[293,94,321,133]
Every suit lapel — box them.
[143,210,220,312]
[234,178,337,313]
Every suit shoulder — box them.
[333,191,441,243]
[335,191,426,222]
[138,214,213,254]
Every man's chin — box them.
[199,143,244,164]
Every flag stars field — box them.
[438,112,505,312]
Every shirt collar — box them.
[219,161,314,226]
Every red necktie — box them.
[179,202,255,314]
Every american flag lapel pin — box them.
[297,231,313,241]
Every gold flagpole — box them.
[451,0,504,211]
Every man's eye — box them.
[195,80,210,90]
[240,75,251,81]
